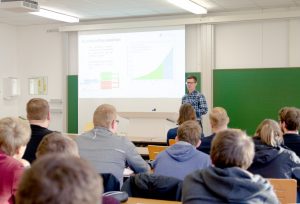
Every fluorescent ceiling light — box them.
[167,0,207,14]
[30,8,79,23]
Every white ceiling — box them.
[0,0,300,26]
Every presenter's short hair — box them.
[0,117,30,156]
[187,75,197,82]
[93,104,117,128]
[209,107,229,128]
[177,120,201,146]
[211,129,254,169]
[255,119,283,147]
[36,132,79,158]
[16,154,102,204]
[177,103,197,125]
[27,98,49,120]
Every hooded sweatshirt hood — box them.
[165,141,197,162]
[252,138,283,164]
[183,166,279,204]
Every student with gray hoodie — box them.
[153,120,211,180]
[182,129,279,204]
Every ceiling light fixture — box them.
[30,8,79,23]
[167,0,207,14]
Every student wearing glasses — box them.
[182,75,208,129]
[76,104,150,185]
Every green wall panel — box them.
[67,75,78,133]
[213,68,300,135]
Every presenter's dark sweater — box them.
[22,124,52,163]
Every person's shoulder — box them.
[284,133,300,142]
[167,127,178,137]
[0,154,24,171]
[194,149,210,159]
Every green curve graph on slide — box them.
[135,49,173,80]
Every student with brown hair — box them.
[76,104,150,185]
[197,107,229,154]
[36,132,79,158]
[154,120,211,180]
[22,98,53,163]
[0,117,31,204]
[279,107,300,157]
[166,103,197,145]
[183,129,279,204]
[16,154,103,204]
[248,119,300,178]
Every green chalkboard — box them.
[185,72,201,94]
[67,75,78,133]
[213,68,300,135]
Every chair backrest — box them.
[100,173,120,192]
[84,121,94,132]
[147,145,168,160]
[168,139,176,146]
[121,173,182,201]
[268,178,297,204]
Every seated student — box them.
[36,132,79,158]
[0,117,31,204]
[16,154,103,204]
[278,107,300,157]
[248,119,300,178]
[182,129,279,204]
[197,107,229,154]
[76,104,150,185]
[166,103,197,145]
[22,98,53,163]
[154,120,211,180]
[36,132,120,204]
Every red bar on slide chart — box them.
[100,72,119,89]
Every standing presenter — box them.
[182,75,208,129]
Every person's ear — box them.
[111,120,116,130]
[196,139,201,148]
[15,146,21,155]
[47,112,50,120]
[175,136,179,142]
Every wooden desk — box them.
[128,136,167,147]
[136,147,149,156]
[124,197,181,204]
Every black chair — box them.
[100,173,120,193]
[121,173,182,201]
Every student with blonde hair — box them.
[248,119,300,178]
[198,107,229,154]
[0,117,31,204]
[76,104,150,185]
[183,129,278,204]
[23,98,53,163]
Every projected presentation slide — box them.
[78,26,185,98]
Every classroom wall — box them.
[215,19,300,68]
[0,23,19,117]
[1,15,300,135]
[16,24,65,131]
